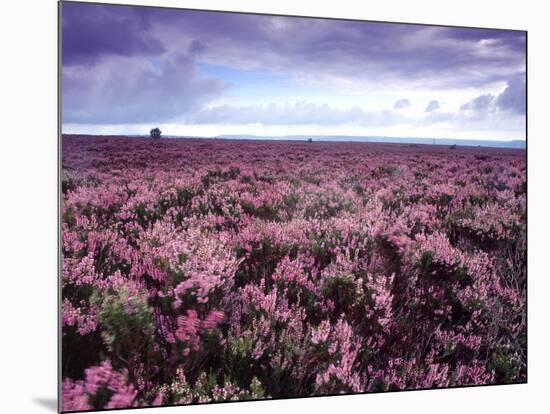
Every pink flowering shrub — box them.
[61,135,526,410]
[62,361,137,411]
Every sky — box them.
[61,2,526,141]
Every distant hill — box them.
[63,133,526,149]
[217,134,526,149]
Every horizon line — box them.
[60,132,526,142]
[60,133,526,149]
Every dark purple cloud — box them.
[62,3,164,66]
[188,40,207,55]
[425,100,440,112]
[460,94,495,112]
[150,11,525,89]
[62,53,228,124]
[459,73,525,116]
[496,74,526,114]
[61,2,526,127]
[62,2,526,85]
[441,27,526,54]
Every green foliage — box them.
[372,164,398,179]
[240,201,279,221]
[88,385,113,410]
[304,192,354,220]
[249,377,265,399]
[491,348,521,383]
[282,192,300,216]
[322,275,358,316]
[92,287,154,355]
[419,250,435,272]
[63,206,77,228]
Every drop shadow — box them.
[33,397,57,412]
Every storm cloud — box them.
[61,2,526,139]
[62,4,164,66]
[460,94,495,112]
[496,74,526,114]
[62,53,228,124]
[458,73,525,117]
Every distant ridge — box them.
[216,134,526,149]
[62,134,526,149]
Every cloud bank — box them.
[61,2,526,140]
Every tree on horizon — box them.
[150,128,162,139]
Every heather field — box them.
[61,135,526,411]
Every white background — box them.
[0,0,547,413]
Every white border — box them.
[1,1,547,413]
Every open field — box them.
[61,135,526,411]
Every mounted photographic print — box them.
[59,1,527,412]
